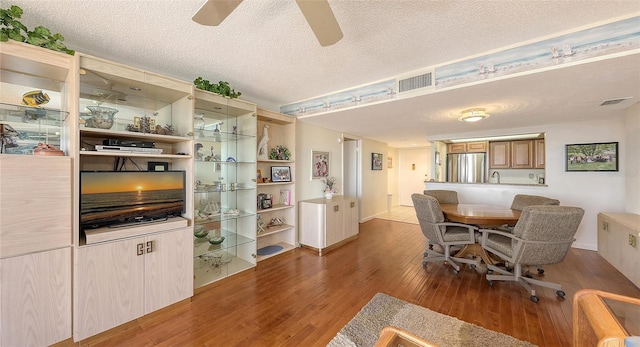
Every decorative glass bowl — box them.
[194,225,209,238]
[209,236,225,245]
[86,106,118,129]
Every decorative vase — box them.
[324,192,334,199]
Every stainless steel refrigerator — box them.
[446,153,486,183]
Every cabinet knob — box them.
[146,240,154,253]
[603,221,609,232]
[334,205,339,212]
[137,243,145,256]
[350,202,355,208]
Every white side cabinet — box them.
[597,212,640,288]
[299,196,358,255]
[75,226,192,340]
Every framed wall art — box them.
[271,166,292,182]
[372,153,383,170]
[565,142,618,172]
[311,150,330,179]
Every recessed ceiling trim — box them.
[449,133,543,143]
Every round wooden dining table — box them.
[440,203,521,227]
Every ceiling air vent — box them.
[599,97,632,106]
[398,72,433,93]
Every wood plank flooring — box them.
[70,218,640,347]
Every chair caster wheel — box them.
[453,269,459,275]
[556,290,566,298]
[422,261,428,267]
[530,295,539,303]
[487,269,493,274]
[505,267,513,272]
[537,268,545,275]
[487,280,493,287]
[524,274,533,278]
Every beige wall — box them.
[625,103,640,214]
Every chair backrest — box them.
[512,205,584,265]
[510,194,559,210]
[423,190,459,204]
[411,193,445,243]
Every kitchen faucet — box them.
[491,171,500,184]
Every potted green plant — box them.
[1,5,74,55]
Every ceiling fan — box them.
[192,0,343,47]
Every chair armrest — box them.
[438,222,478,230]
[479,228,516,239]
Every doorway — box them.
[342,136,361,215]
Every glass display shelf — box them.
[193,229,255,258]
[258,204,294,213]
[0,102,68,154]
[195,210,255,224]
[258,224,295,238]
[193,247,256,288]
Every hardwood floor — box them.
[73,218,640,347]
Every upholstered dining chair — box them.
[423,190,459,204]
[411,193,479,274]
[480,205,584,302]
[510,194,560,210]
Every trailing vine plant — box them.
[0,5,74,55]
[194,77,242,99]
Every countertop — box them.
[425,181,547,187]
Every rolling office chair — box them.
[423,190,459,204]
[412,193,479,274]
[480,205,584,302]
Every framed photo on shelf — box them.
[372,153,383,170]
[311,150,330,179]
[271,166,292,182]
[566,142,618,172]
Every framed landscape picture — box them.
[566,142,618,172]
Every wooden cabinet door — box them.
[466,141,487,153]
[511,140,534,169]
[447,143,466,153]
[489,142,510,168]
[76,238,144,340]
[0,156,72,257]
[144,228,193,314]
[299,202,325,248]
[325,201,344,247]
[535,139,545,168]
[1,248,72,347]
[343,199,359,239]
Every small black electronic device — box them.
[148,161,169,171]
[103,139,155,148]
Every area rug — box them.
[328,293,536,347]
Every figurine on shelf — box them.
[257,214,265,234]
[257,124,269,160]
[195,143,205,161]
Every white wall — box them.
[295,121,344,201]
[387,147,399,208]
[427,116,630,250]
[398,147,430,206]
[625,103,640,214]
[361,138,389,222]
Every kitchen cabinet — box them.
[299,196,358,255]
[535,139,545,168]
[597,213,640,288]
[447,141,487,154]
[256,108,297,261]
[511,140,534,169]
[489,139,544,169]
[75,226,192,340]
[489,141,510,169]
[193,90,257,288]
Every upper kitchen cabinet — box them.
[511,140,534,169]
[535,139,545,169]
[447,141,487,154]
[489,141,510,169]
[1,41,77,154]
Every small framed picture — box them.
[271,166,292,182]
[311,150,330,179]
[372,153,383,170]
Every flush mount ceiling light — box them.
[459,108,490,122]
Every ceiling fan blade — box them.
[295,0,343,47]
[192,0,243,26]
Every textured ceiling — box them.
[5,0,640,147]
